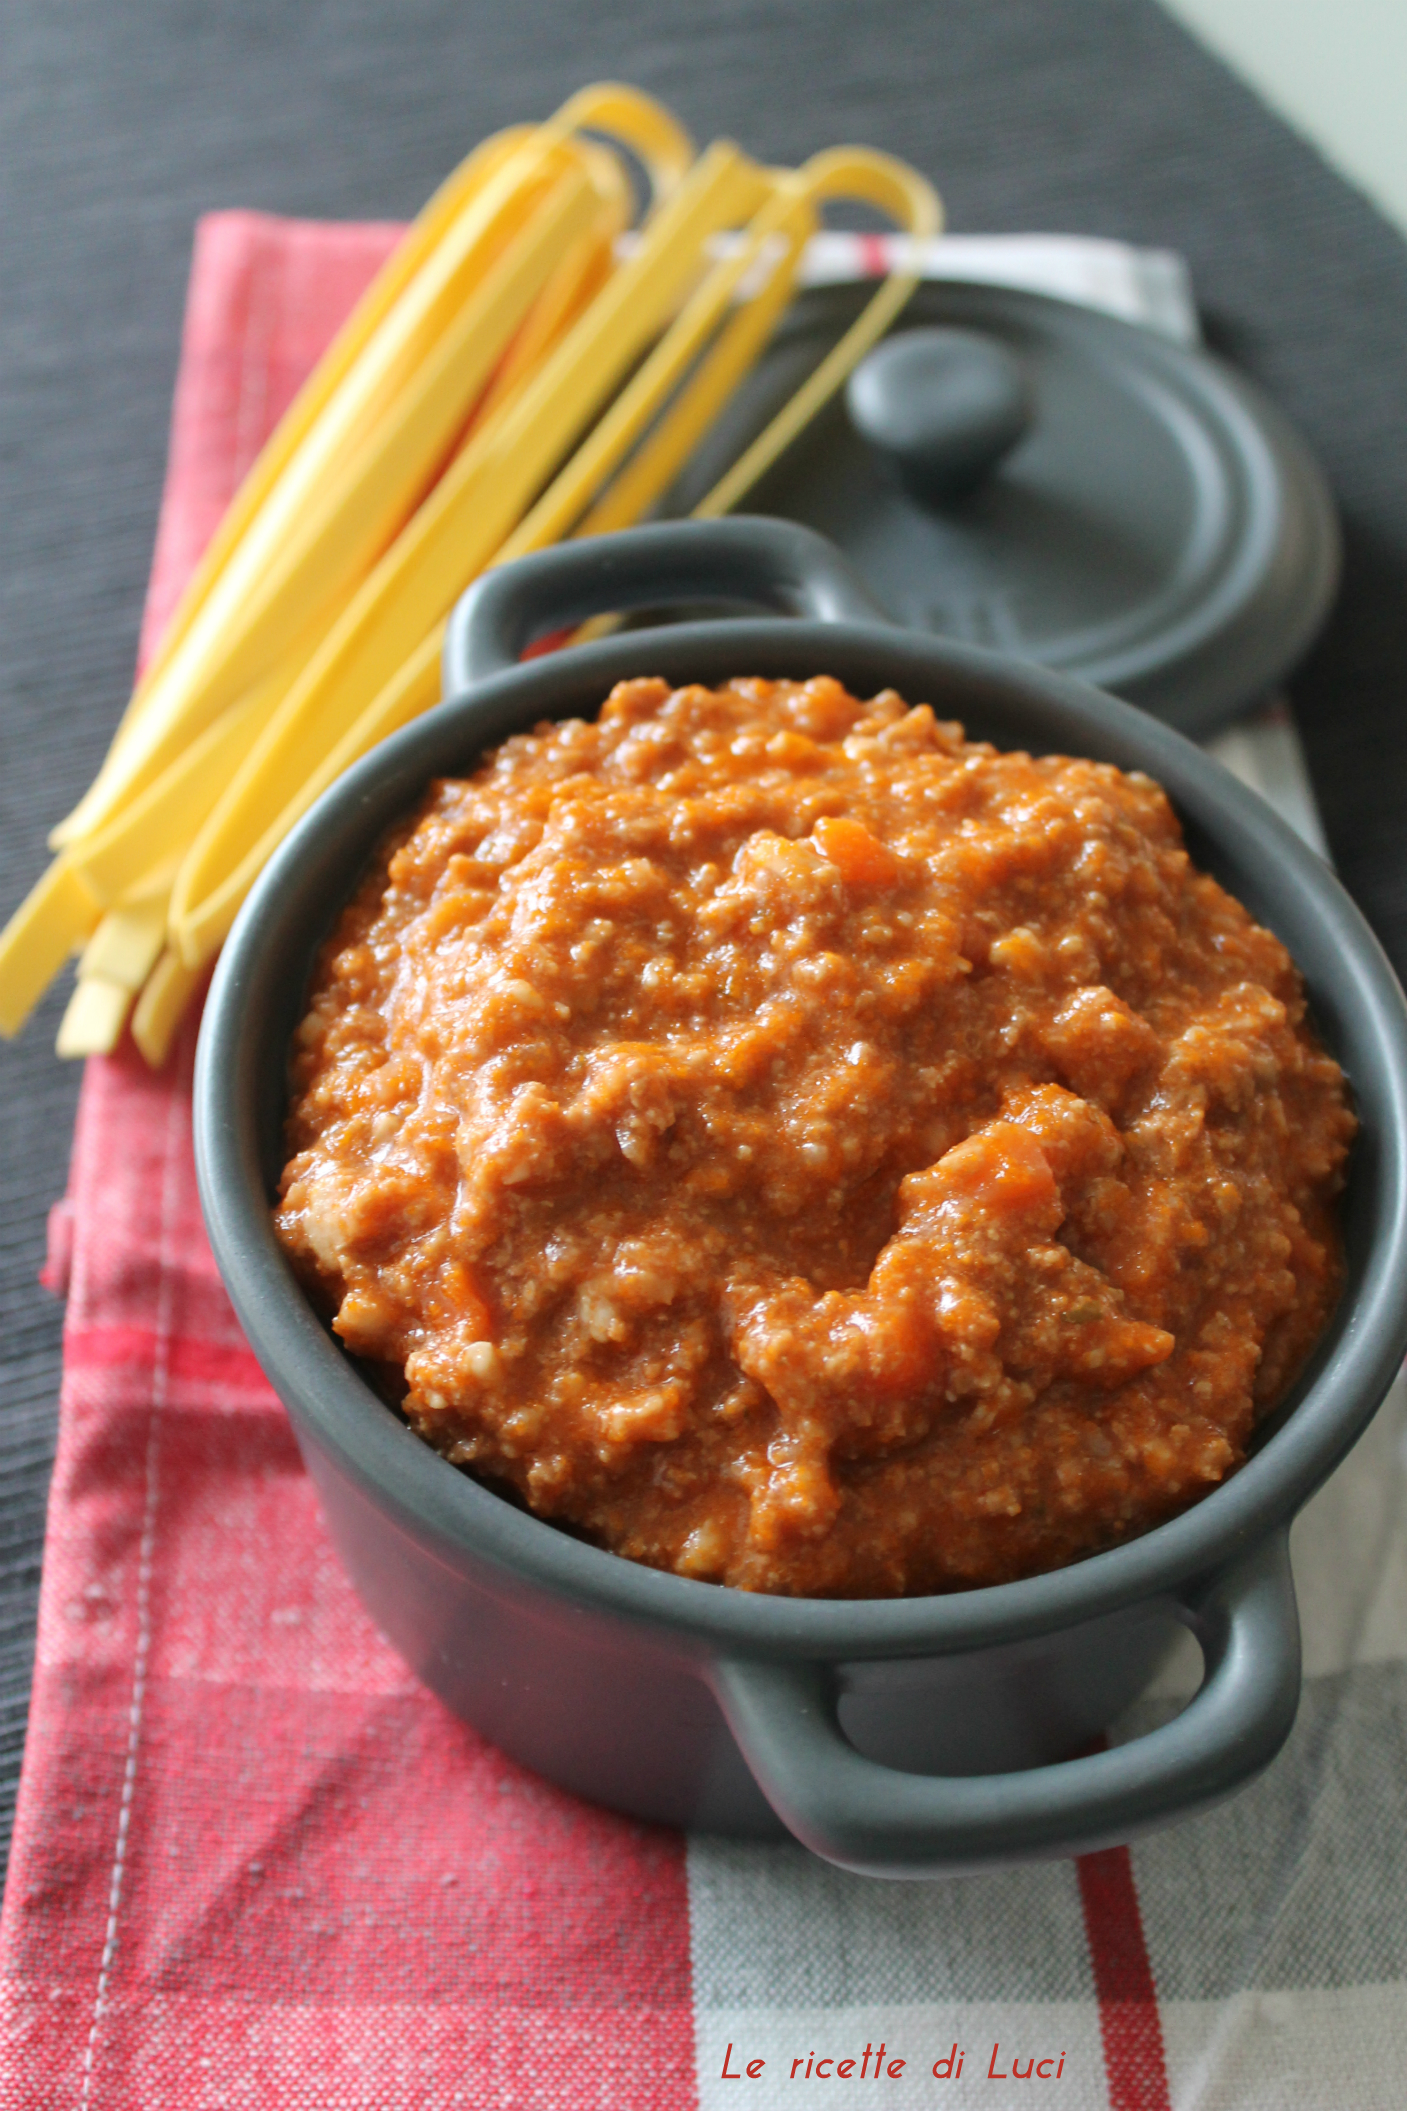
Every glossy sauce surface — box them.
[276,677,1352,1595]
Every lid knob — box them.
[846,327,1034,504]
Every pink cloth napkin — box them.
[0,214,694,2111]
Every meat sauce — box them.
[275,676,1353,1596]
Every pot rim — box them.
[195,608,1407,1665]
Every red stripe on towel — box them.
[1077,1846,1173,2111]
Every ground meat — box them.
[274,676,1353,1597]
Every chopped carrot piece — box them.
[813,814,900,889]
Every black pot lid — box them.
[664,281,1340,737]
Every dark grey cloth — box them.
[2,0,1405,1875]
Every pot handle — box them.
[708,1531,1301,1877]
[443,518,888,691]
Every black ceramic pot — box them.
[194,519,1407,1877]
